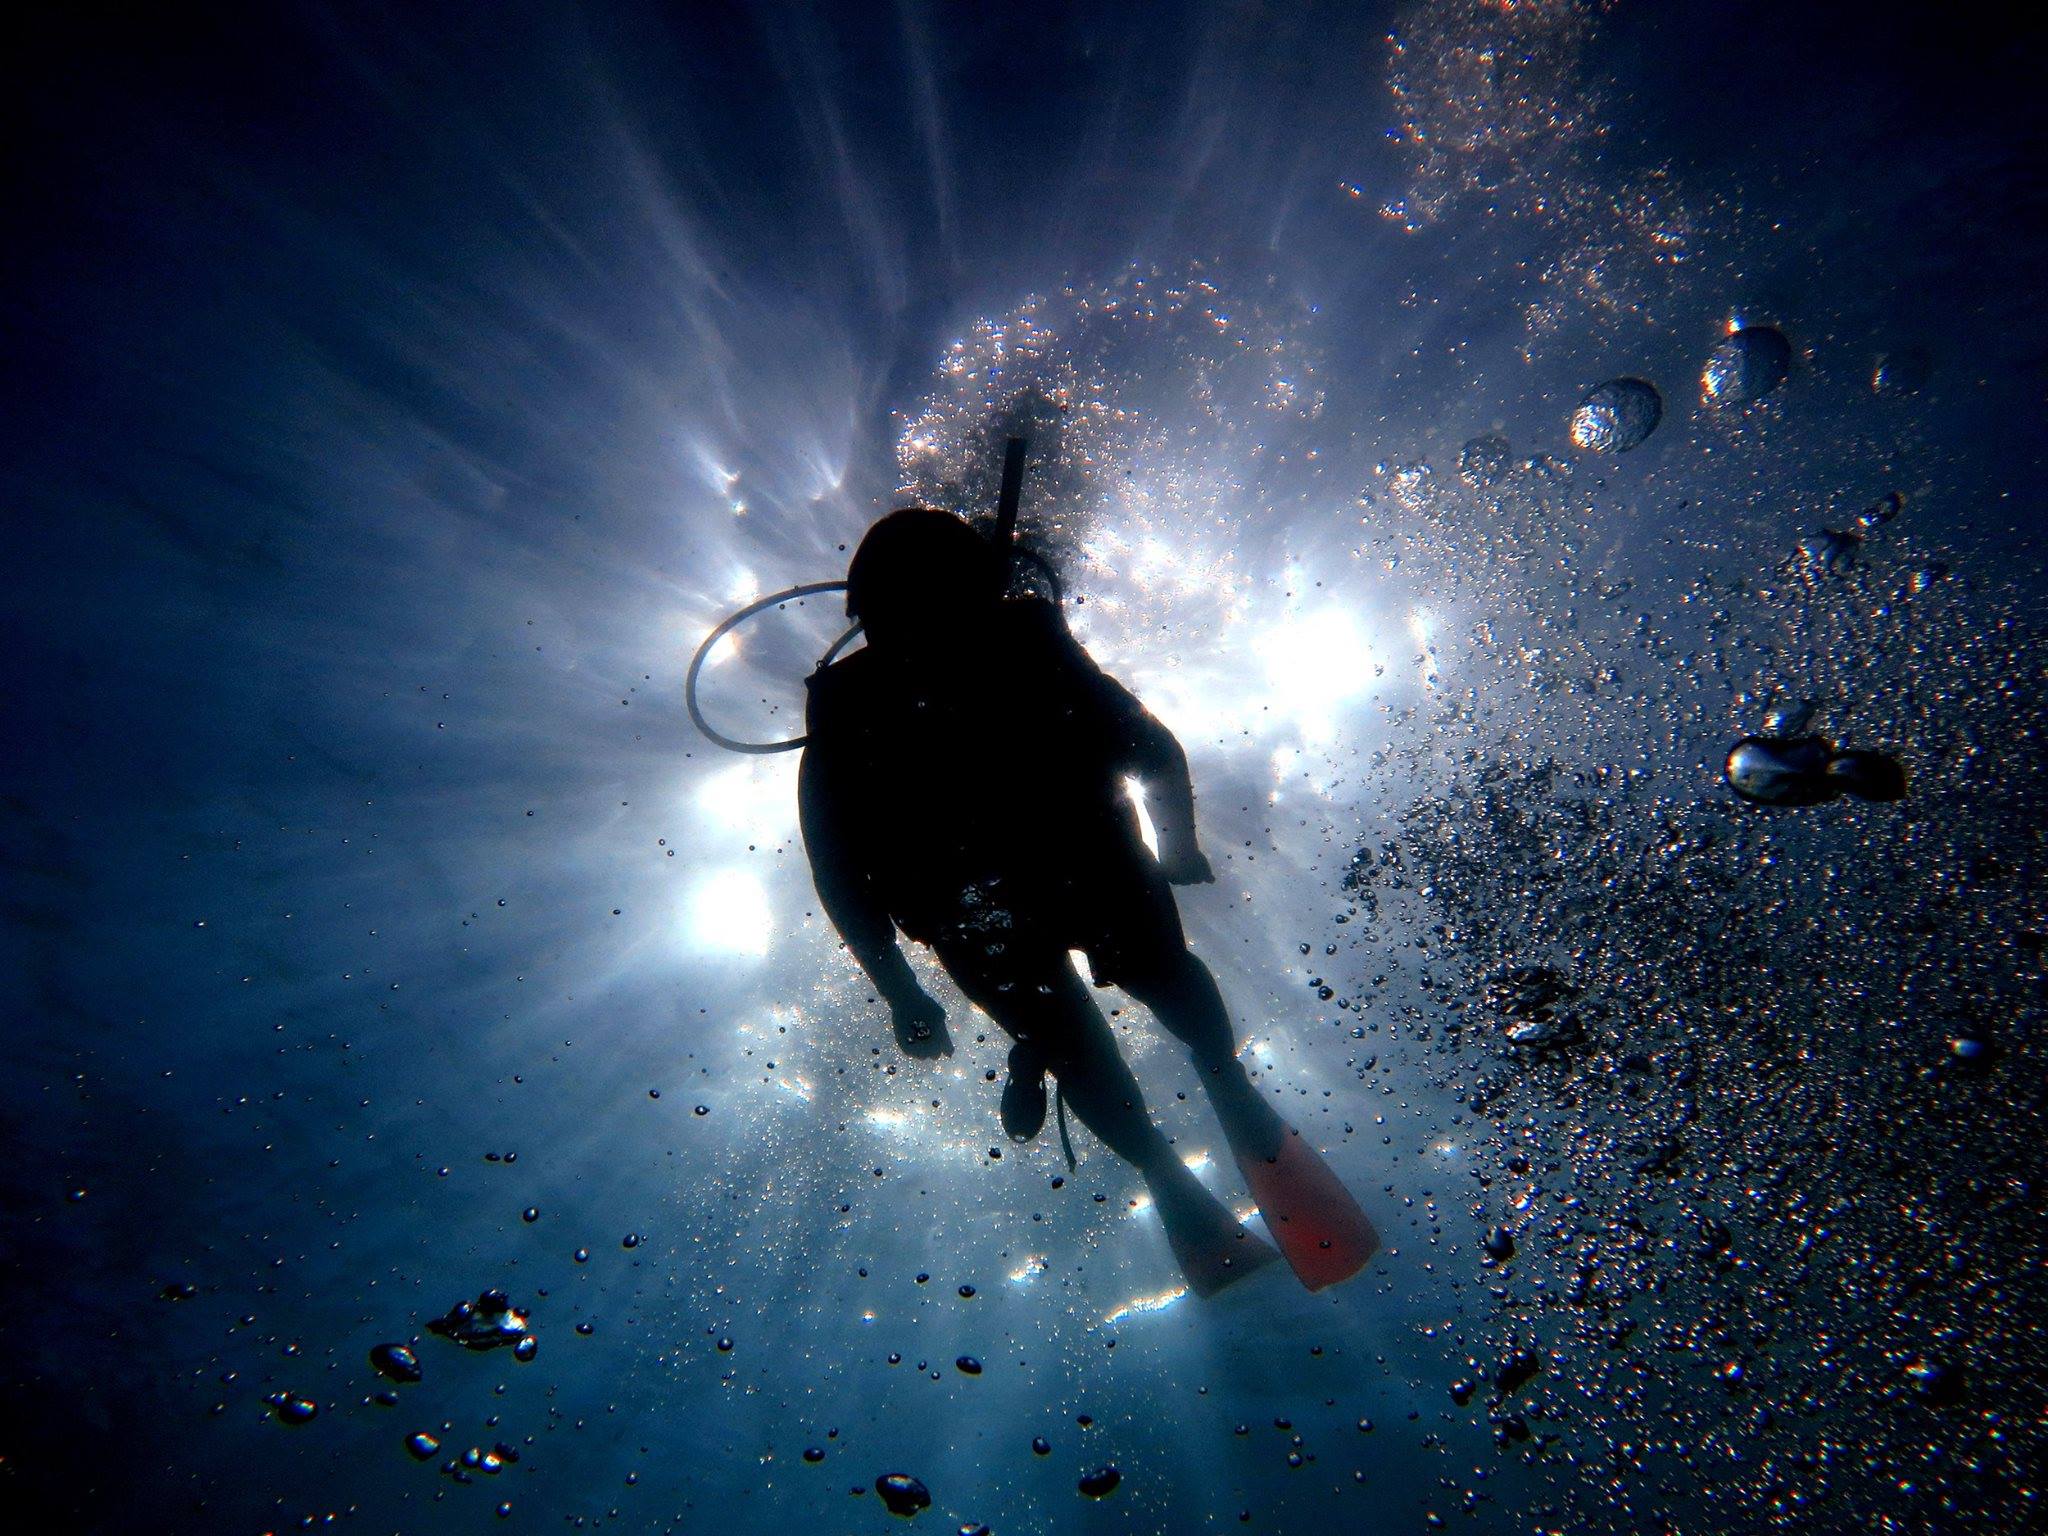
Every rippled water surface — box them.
[4,3,2044,1533]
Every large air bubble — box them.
[1700,324,1791,407]
[1568,377,1663,451]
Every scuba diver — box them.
[798,507,1379,1295]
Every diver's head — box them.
[846,507,1004,652]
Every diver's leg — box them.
[1028,984,1276,1296]
[938,949,1275,1295]
[941,954,1176,1172]
[1118,945,1234,1063]
[1117,946,1286,1161]
[1084,869,1287,1156]
[1115,942,1380,1292]
[1036,986,1173,1175]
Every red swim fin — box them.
[1236,1129,1380,1291]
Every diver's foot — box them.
[1000,1051,1048,1143]
[1151,1172,1282,1299]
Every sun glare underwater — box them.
[3,3,2045,1535]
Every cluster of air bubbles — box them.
[1353,474,2046,1535]
[1380,0,1600,230]
[1451,1348,1544,1407]
[1483,964,1586,1054]
[894,263,1324,571]
[1384,460,1439,514]
[266,1392,318,1425]
[1377,1,1716,346]
[425,1289,537,1360]
[1457,434,1512,488]
[1562,322,1809,457]
[374,1299,533,1501]
[1783,491,1907,580]
[420,1438,523,1489]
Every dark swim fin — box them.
[1235,1129,1380,1291]
[1150,1176,1281,1298]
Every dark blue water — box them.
[5,3,2044,1532]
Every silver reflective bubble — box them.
[1724,736,1839,807]
[1569,377,1663,452]
[1701,325,1791,407]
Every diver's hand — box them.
[889,988,953,1059]
[1158,843,1216,885]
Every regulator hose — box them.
[682,581,858,754]
[687,436,1049,756]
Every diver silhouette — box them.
[799,508,1378,1294]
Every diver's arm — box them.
[1116,699,1215,883]
[797,748,915,997]
[796,741,954,1056]
[1051,614,1215,882]
[1119,699,1200,852]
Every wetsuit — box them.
[798,596,1195,1001]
